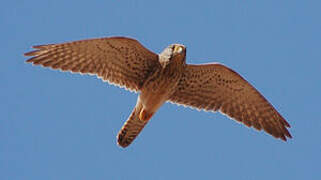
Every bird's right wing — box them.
[168,63,292,141]
[25,37,160,92]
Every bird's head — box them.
[159,44,186,68]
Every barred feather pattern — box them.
[25,37,160,92]
[117,104,147,148]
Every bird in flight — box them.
[25,36,292,148]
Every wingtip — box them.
[284,126,292,139]
[280,131,292,142]
[24,43,51,57]
[24,50,38,57]
[24,56,38,64]
[286,132,293,139]
[32,44,48,49]
[285,121,291,128]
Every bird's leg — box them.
[139,109,154,122]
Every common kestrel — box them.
[25,36,292,148]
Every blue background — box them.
[2,0,321,179]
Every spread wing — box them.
[25,37,160,92]
[168,63,292,141]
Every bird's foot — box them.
[139,110,153,122]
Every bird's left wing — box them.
[168,63,292,141]
[25,37,160,92]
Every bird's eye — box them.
[174,46,183,53]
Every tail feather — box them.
[117,107,147,148]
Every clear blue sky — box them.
[1,0,321,179]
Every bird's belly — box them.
[140,80,177,113]
[139,89,169,113]
[140,94,165,112]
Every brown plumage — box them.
[25,36,291,148]
[169,64,291,140]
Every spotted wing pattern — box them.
[25,37,160,92]
[168,63,292,141]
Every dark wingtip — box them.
[32,44,48,49]
[281,116,291,128]
[285,121,291,128]
[283,126,292,139]
[24,44,50,57]
[24,50,38,56]
[280,130,292,142]
[286,131,293,139]
[25,56,38,64]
